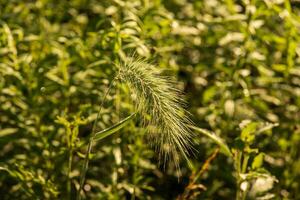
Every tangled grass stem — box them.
[76,77,117,200]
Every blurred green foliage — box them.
[1,0,300,199]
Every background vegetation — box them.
[1,0,300,199]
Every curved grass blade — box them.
[93,113,136,142]
[0,128,18,138]
[189,125,233,158]
[256,123,279,134]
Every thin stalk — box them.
[131,167,136,200]
[77,77,117,200]
[241,154,249,174]
[235,150,242,200]
[178,148,219,200]
[192,148,220,185]
[241,185,249,200]
[241,154,249,200]
[131,152,139,200]
[67,148,73,200]
[235,150,250,200]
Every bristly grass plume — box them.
[117,58,194,167]
[77,57,194,199]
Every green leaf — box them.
[202,86,217,103]
[241,122,258,143]
[189,125,233,158]
[0,128,18,137]
[252,153,264,169]
[93,113,136,142]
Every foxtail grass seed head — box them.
[117,58,194,167]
